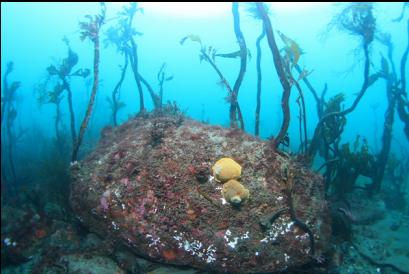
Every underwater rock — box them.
[44,202,65,220]
[113,249,155,273]
[59,254,125,274]
[70,115,331,273]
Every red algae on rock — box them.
[70,114,331,273]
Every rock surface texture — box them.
[70,114,331,273]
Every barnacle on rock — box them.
[212,158,242,183]
[222,179,249,206]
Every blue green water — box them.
[1,3,407,147]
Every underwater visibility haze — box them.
[1,2,409,273]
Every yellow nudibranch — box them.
[211,157,242,183]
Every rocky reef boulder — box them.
[70,114,331,273]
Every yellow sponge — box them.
[212,158,241,183]
[222,179,249,206]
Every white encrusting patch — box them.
[295,233,309,240]
[220,198,228,205]
[227,237,239,248]
[111,221,119,230]
[284,253,290,262]
[146,234,162,249]
[260,218,295,243]
[223,229,251,249]
[208,175,215,183]
[3,238,11,246]
[241,231,250,239]
[113,188,121,198]
[172,231,217,263]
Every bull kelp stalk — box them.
[138,74,160,108]
[111,54,128,126]
[157,63,166,107]
[180,4,248,130]
[372,21,408,192]
[307,3,380,161]
[202,49,235,96]
[61,75,77,144]
[295,69,329,157]
[120,3,145,112]
[231,3,247,130]
[399,20,408,96]
[37,83,65,150]
[129,38,145,112]
[53,88,63,148]
[294,64,334,168]
[392,2,409,23]
[1,62,20,128]
[373,74,396,192]
[45,39,90,146]
[256,3,292,149]
[396,19,409,141]
[106,3,159,111]
[124,3,159,111]
[157,63,173,108]
[119,3,145,112]
[200,48,235,96]
[255,25,266,136]
[275,30,309,154]
[105,3,159,113]
[180,35,240,127]
[5,107,17,188]
[72,3,106,161]
[1,62,20,188]
[295,64,324,118]
[294,81,308,154]
[4,114,21,190]
[57,43,78,145]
